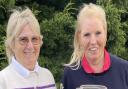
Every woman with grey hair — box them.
[61,3,128,89]
[0,8,56,89]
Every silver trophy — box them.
[76,85,107,89]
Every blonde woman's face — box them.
[13,24,41,70]
[79,17,107,61]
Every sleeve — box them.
[0,71,6,89]
[43,68,57,89]
[48,71,57,89]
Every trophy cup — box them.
[76,85,107,89]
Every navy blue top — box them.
[61,54,128,89]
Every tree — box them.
[39,4,75,82]
[0,0,128,88]
[97,0,127,60]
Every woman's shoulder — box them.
[0,65,12,75]
[63,65,82,75]
[38,67,56,84]
[39,67,54,76]
[110,54,128,66]
[0,66,11,88]
[0,71,6,89]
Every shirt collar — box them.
[82,49,111,73]
[11,56,40,77]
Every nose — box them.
[90,35,97,45]
[26,40,34,49]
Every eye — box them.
[32,37,39,41]
[19,37,28,42]
[96,31,101,35]
[32,37,40,45]
[18,37,28,45]
[84,33,90,37]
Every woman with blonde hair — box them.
[0,8,56,89]
[61,3,128,89]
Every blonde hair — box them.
[65,3,107,69]
[5,8,43,63]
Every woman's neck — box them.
[87,54,104,73]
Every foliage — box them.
[40,10,75,82]
[0,0,128,87]
[121,21,128,59]
[40,11,75,56]
[0,24,7,70]
[97,0,127,60]
[112,0,128,10]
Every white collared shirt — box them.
[11,56,39,77]
[0,56,57,89]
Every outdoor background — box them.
[0,0,128,88]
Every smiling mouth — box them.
[24,52,34,54]
[88,47,98,54]
[89,47,98,51]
